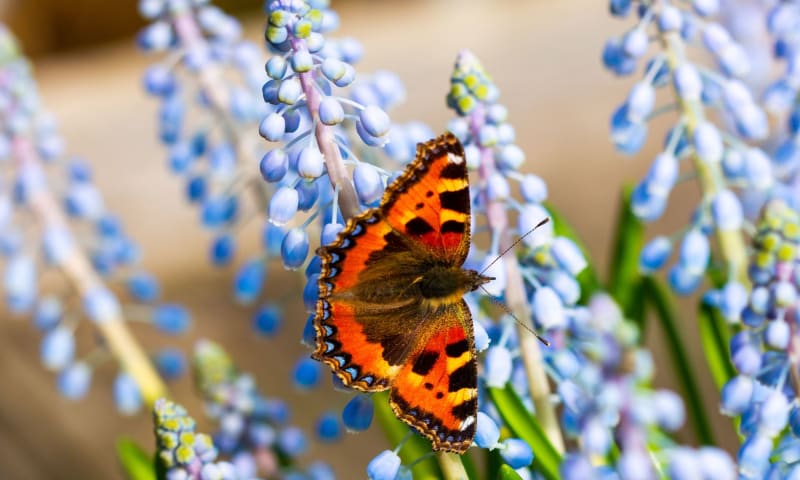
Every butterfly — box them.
[312,132,492,453]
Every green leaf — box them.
[642,276,714,446]
[607,185,645,318]
[626,279,647,335]
[488,385,561,480]
[544,202,601,301]
[116,437,156,480]
[497,464,524,480]
[485,448,503,480]
[373,393,442,479]
[698,302,736,390]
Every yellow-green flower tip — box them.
[269,10,291,27]
[175,443,196,464]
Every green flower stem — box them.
[12,136,168,407]
[662,33,749,287]
[642,276,714,445]
[436,452,471,480]
[698,303,736,390]
[497,464,524,480]
[487,385,562,480]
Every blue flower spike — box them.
[191,340,309,469]
[153,398,239,477]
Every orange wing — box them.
[313,133,477,452]
[390,300,478,453]
[381,132,471,265]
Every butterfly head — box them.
[464,269,494,292]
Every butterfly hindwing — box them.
[381,133,471,265]
[390,300,478,453]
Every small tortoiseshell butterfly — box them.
[313,132,492,453]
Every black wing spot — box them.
[439,187,470,213]
[435,392,444,399]
[380,335,408,365]
[441,162,465,180]
[424,382,434,390]
[441,220,465,234]
[412,351,439,376]
[366,231,407,265]
[415,202,424,210]
[448,364,474,392]
[451,398,476,421]
[425,190,434,198]
[406,217,435,236]
[445,339,469,358]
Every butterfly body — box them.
[313,133,484,453]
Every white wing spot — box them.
[460,415,475,431]
[447,153,464,165]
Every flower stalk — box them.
[472,114,564,452]
[661,31,748,286]
[2,38,167,407]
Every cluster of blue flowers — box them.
[764,2,800,208]
[153,397,242,479]
[606,0,770,298]
[442,49,736,480]
[191,339,335,479]
[139,0,272,288]
[0,24,187,414]
[607,1,800,478]
[720,200,800,479]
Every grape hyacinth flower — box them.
[762,2,800,209]
[606,1,766,293]
[192,339,332,477]
[257,1,446,444]
[153,398,241,479]
[128,1,789,478]
[717,200,800,479]
[259,0,403,251]
[446,49,569,452]
[139,0,276,304]
[0,24,184,412]
[443,49,737,478]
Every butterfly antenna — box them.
[479,217,550,276]
[479,285,550,347]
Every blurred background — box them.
[0,0,728,478]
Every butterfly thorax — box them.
[417,266,492,307]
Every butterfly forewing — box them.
[381,134,472,265]
[314,209,408,390]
